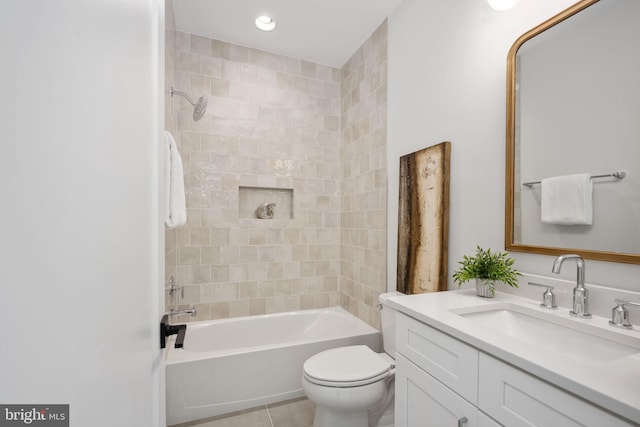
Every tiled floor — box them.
[171,397,315,427]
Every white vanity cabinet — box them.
[396,313,500,427]
[396,354,501,427]
[478,353,634,427]
[395,312,635,427]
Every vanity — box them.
[388,290,640,426]
[388,0,640,422]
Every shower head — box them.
[169,87,208,121]
[192,95,207,121]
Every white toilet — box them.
[302,292,401,427]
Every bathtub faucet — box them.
[169,307,197,317]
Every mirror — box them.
[505,0,640,264]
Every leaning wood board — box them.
[397,141,451,294]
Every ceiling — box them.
[171,0,404,68]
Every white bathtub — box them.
[165,306,381,426]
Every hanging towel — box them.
[541,173,593,225]
[164,131,187,228]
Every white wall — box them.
[387,0,640,294]
[0,2,164,426]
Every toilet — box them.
[302,292,401,427]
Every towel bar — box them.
[522,171,626,188]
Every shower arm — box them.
[167,86,207,121]
[168,87,197,106]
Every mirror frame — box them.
[504,0,640,264]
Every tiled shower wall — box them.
[165,32,343,320]
[165,1,177,137]
[340,22,388,329]
[164,15,388,327]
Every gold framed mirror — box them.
[505,0,640,264]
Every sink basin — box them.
[450,302,640,364]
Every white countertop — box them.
[387,289,640,424]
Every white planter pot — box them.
[475,279,495,298]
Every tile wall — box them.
[340,22,389,329]
[165,0,177,138]
[164,15,388,328]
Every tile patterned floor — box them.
[170,397,315,427]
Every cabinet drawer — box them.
[479,353,635,427]
[397,313,479,404]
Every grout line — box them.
[265,404,275,427]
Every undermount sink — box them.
[450,302,640,364]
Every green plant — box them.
[452,246,521,295]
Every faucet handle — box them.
[166,276,181,295]
[166,276,185,305]
[609,299,640,329]
[527,282,557,309]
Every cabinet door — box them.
[477,411,501,427]
[396,354,478,427]
[479,353,635,427]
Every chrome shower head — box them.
[169,87,208,121]
[192,95,207,121]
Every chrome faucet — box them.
[169,307,197,317]
[551,254,591,318]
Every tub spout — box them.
[170,307,197,317]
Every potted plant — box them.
[452,246,521,298]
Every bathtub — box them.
[165,306,381,426]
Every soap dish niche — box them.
[239,186,293,219]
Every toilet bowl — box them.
[302,292,401,427]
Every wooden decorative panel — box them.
[397,142,451,294]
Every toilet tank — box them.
[378,291,403,357]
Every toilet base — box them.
[304,376,395,427]
[369,376,395,427]
[313,405,369,427]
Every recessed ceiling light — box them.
[488,0,520,11]
[255,15,276,32]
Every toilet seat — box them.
[303,345,392,388]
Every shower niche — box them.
[239,187,293,219]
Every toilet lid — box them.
[303,345,391,387]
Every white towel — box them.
[164,131,187,228]
[541,173,592,225]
